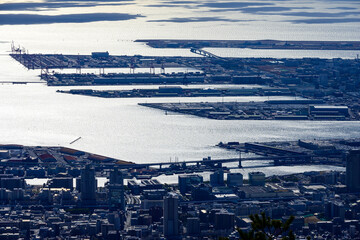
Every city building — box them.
[346,150,360,192]
[227,173,243,187]
[108,167,125,210]
[178,174,203,194]
[214,210,235,231]
[109,167,124,185]
[210,170,224,187]
[186,217,200,235]
[249,172,266,186]
[163,194,179,238]
[80,165,96,205]
[48,177,73,190]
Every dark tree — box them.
[221,212,295,240]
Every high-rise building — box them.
[0,176,25,190]
[325,200,345,220]
[346,150,360,192]
[210,170,224,187]
[249,172,266,186]
[48,177,73,190]
[227,173,243,187]
[108,184,125,210]
[178,174,203,194]
[214,210,235,231]
[109,167,124,185]
[80,165,96,205]
[163,194,179,238]
[191,184,214,201]
[186,217,200,235]
[108,167,125,210]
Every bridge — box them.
[114,154,312,170]
[0,81,44,84]
[190,48,225,60]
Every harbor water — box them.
[1,0,360,180]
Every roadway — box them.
[114,155,312,169]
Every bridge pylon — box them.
[238,150,242,168]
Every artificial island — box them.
[11,40,360,121]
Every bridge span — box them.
[0,81,44,84]
[190,48,225,60]
[115,154,312,170]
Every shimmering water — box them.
[0,59,358,176]
[1,0,360,178]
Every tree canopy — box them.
[221,212,296,240]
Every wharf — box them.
[0,144,134,170]
[218,138,360,167]
[58,86,292,98]
[9,50,360,95]
[46,72,205,86]
[1,137,352,180]
[136,39,360,50]
[8,49,360,122]
[10,53,190,70]
[115,137,357,177]
[139,100,358,121]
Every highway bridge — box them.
[190,48,225,60]
[115,154,312,170]
[0,81,44,84]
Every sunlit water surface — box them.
[2,0,360,180]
